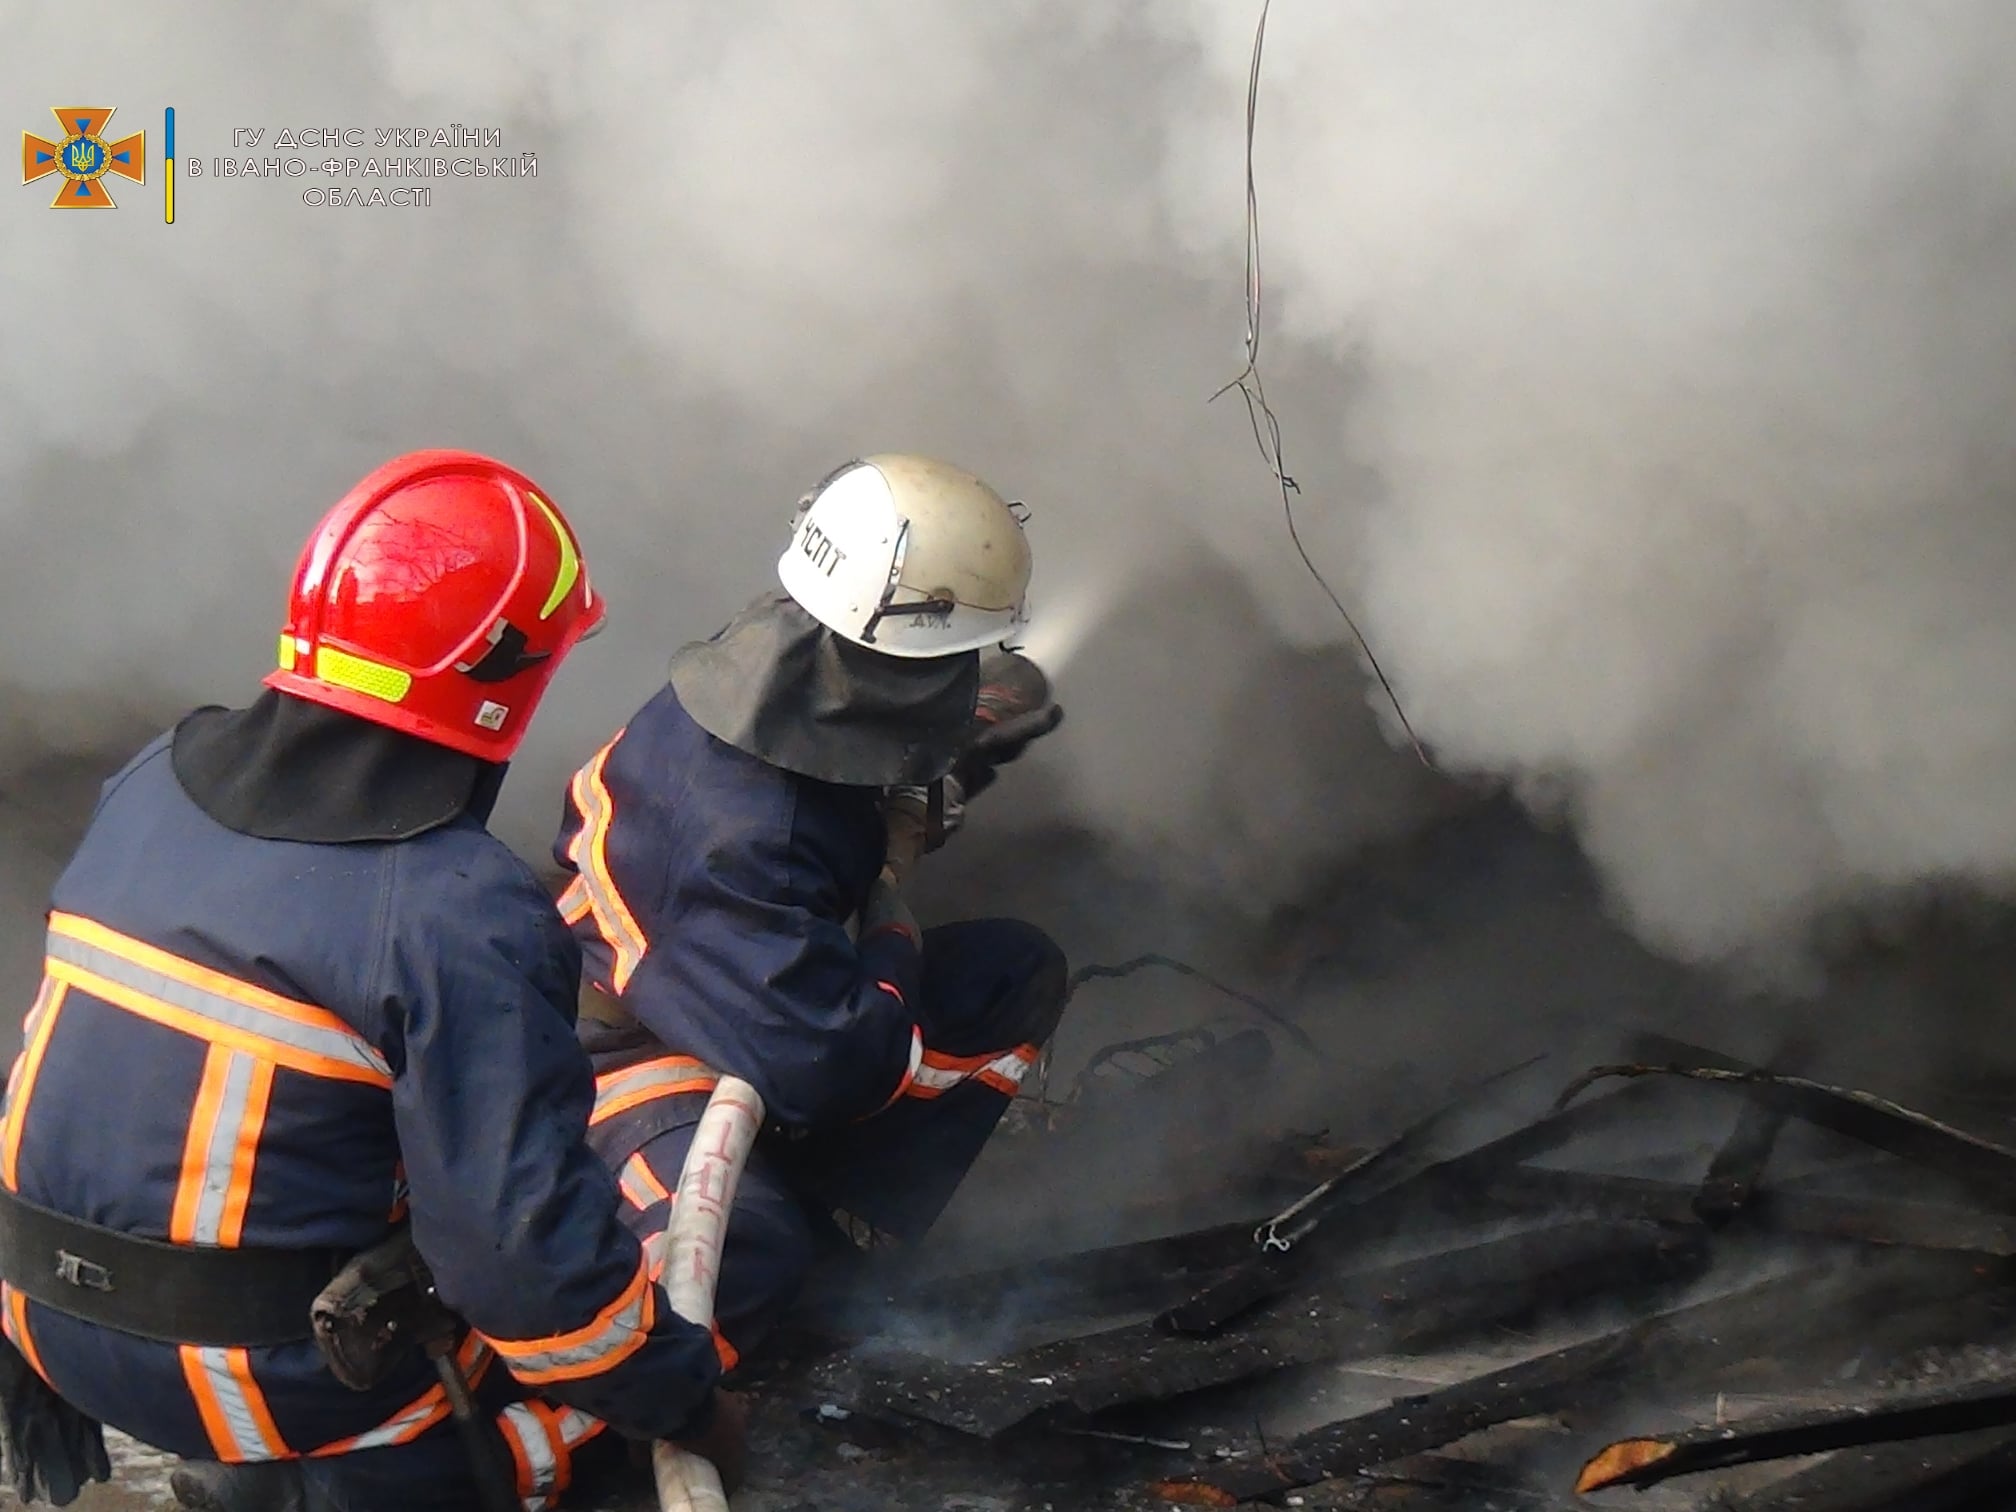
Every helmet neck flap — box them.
[668,594,979,787]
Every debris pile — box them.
[754,1030,2016,1511]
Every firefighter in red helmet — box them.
[0,453,740,1511]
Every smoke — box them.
[6,1,2016,980]
[1148,1,2016,964]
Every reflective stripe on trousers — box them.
[497,1398,607,1508]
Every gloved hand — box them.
[860,870,919,944]
[956,651,1062,800]
[672,1389,749,1497]
[880,786,932,884]
[877,654,1056,879]
[0,1335,110,1506]
[881,781,968,876]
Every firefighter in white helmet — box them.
[552,454,1066,1360]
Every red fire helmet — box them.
[265,449,607,761]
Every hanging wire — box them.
[1211,0,1433,768]
[1066,953,1322,1057]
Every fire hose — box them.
[653,1076,766,1512]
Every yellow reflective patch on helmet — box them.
[315,647,413,704]
[277,634,296,672]
[525,491,580,621]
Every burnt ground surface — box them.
[28,1052,2016,1512]
[17,765,2016,1509]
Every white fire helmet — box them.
[777,454,1032,658]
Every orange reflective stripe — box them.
[920,1047,1000,1074]
[182,1345,287,1463]
[497,1398,604,1504]
[618,1153,672,1211]
[564,742,648,991]
[557,878,591,925]
[590,1055,717,1127]
[484,1255,657,1385]
[713,1323,739,1373]
[2,980,66,1192]
[309,1335,491,1455]
[43,914,391,1088]
[531,1401,572,1496]
[2,1284,48,1385]
[873,1025,925,1115]
[170,1047,274,1246]
[500,1402,537,1498]
[905,1043,1039,1102]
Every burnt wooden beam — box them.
[1575,1377,2016,1493]
[1476,1164,2016,1256]
[1153,1252,1988,1506]
[813,1218,1704,1439]
[1695,1099,1789,1225]
[1706,1426,2016,1512]
[1553,1064,2016,1209]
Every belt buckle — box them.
[54,1249,113,1292]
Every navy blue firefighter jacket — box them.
[554,684,925,1130]
[0,734,722,1465]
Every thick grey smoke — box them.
[5,1,2016,976]
[1149,1,2016,962]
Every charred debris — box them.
[738,1027,2016,1511]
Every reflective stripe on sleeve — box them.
[483,1255,657,1385]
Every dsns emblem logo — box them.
[21,107,144,208]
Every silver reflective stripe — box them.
[3,979,52,1118]
[499,1280,650,1380]
[553,1407,601,1449]
[341,1392,440,1452]
[46,930,390,1079]
[592,1060,712,1119]
[564,751,647,989]
[190,1050,260,1245]
[191,1347,286,1461]
[912,1048,1033,1094]
[617,1157,665,1211]
[501,1402,557,1495]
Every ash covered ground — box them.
[12,720,2016,1510]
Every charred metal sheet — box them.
[1477,1164,2016,1255]
[1160,1055,1559,1335]
[807,1219,1261,1339]
[1694,1099,1789,1226]
[815,1218,1704,1439]
[1705,1426,2016,1512]
[1555,1063,2016,1207]
[1154,1254,1976,1505]
[1575,1377,2016,1493]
